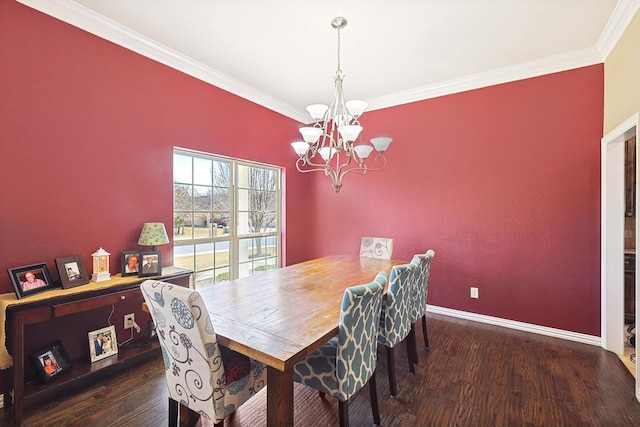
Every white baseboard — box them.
[427,305,601,347]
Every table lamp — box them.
[138,222,170,251]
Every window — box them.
[173,148,281,289]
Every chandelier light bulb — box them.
[338,125,363,142]
[306,104,329,121]
[346,100,367,117]
[299,127,323,143]
[291,141,309,156]
[370,137,393,153]
[353,145,374,160]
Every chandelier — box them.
[290,17,393,193]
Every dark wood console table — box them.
[1,267,192,426]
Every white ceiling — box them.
[18,0,640,123]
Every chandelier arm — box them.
[337,153,387,180]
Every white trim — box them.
[367,48,603,111]
[601,113,639,402]
[426,305,600,346]
[16,0,308,123]
[15,0,639,120]
[597,0,640,60]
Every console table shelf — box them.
[23,339,161,406]
[2,267,192,426]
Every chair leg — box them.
[369,372,381,426]
[409,323,419,365]
[338,399,349,427]
[386,345,397,397]
[422,315,429,349]
[168,397,178,427]
[405,336,415,374]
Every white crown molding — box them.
[597,0,640,59]
[427,304,601,347]
[17,0,635,121]
[367,47,604,111]
[16,0,309,123]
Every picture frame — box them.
[88,325,118,363]
[8,263,55,299]
[139,251,162,277]
[121,251,141,276]
[55,255,90,289]
[30,340,71,383]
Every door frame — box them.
[601,112,638,400]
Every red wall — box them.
[2,2,604,336]
[304,67,603,336]
[0,1,308,293]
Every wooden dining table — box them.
[196,255,405,426]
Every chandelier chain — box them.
[336,24,341,75]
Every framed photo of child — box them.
[30,340,71,383]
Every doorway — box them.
[601,112,639,401]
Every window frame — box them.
[173,148,281,288]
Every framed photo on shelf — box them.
[89,325,118,363]
[30,340,71,383]
[55,255,90,289]
[139,251,162,277]
[121,251,140,277]
[8,263,55,299]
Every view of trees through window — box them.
[173,149,281,288]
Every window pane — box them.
[245,166,277,190]
[174,245,194,270]
[193,186,212,211]
[174,154,192,184]
[174,212,192,241]
[193,157,212,186]
[214,266,229,284]
[194,270,214,289]
[212,161,231,187]
[212,187,230,211]
[213,240,230,268]
[195,242,214,271]
[173,184,192,211]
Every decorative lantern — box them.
[91,247,111,282]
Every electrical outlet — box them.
[124,313,135,329]
[470,287,479,299]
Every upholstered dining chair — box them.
[360,237,394,259]
[378,262,419,397]
[140,280,267,427]
[293,272,387,427]
[411,250,435,351]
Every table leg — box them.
[267,366,293,427]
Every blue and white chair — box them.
[293,272,387,427]
[141,280,267,427]
[411,250,435,351]
[378,262,419,396]
[360,237,394,259]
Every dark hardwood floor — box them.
[3,313,640,426]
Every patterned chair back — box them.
[140,280,266,423]
[380,262,418,347]
[337,272,386,400]
[410,250,435,323]
[360,237,394,259]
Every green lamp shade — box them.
[138,222,170,248]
